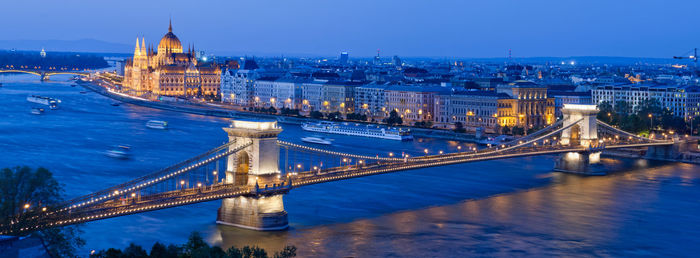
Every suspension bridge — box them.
[0,68,89,81]
[1,104,692,234]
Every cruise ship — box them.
[301,121,413,141]
[26,95,60,106]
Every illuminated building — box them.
[496,80,555,129]
[592,83,700,118]
[123,20,220,98]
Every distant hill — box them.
[0,39,131,54]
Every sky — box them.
[1,0,698,58]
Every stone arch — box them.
[569,124,581,146]
[234,150,251,186]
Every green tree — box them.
[384,110,403,126]
[328,111,343,121]
[149,242,171,258]
[453,122,466,133]
[501,125,510,135]
[0,166,85,257]
[511,126,524,136]
[274,245,297,258]
[123,243,148,258]
[310,111,324,119]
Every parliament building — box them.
[123,20,220,98]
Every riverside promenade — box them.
[78,79,485,142]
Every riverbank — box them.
[79,80,489,143]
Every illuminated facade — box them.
[123,20,220,97]
[496,80,555,129]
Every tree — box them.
[454,122,465,133]
[511,126,524,136]
[185,232,209,255]
[0,166,85,257]
[123,243,148,258]
[274,245,297,258]
[501,125,510,135]
[310,111,324,119]
[328,111,343,121]
[149,242,172,258]
[384,110,403,126]
[267,107,277,114]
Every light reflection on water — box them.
[1,76,700,256]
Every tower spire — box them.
[169,18,172,33]
[135,37,141,55]
[141,37,146,55]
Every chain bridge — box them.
[1,104,691,234]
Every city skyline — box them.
[1,0,698,58]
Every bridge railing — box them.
[277,140,409,161]
[53,141,252,213]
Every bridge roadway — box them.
[10,140,674,233]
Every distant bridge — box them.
[0,104,692,234]
[0,69,90,81]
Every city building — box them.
[384,85,448,125]
[496,80,555,129]
[123,20,221,98]
[548,85,592,117]
[322,81,358,114]
[355,84,387,121]
[434,91,499,133]
[339,51,349,64]
[592,83,700,118]
[221,69,258,106]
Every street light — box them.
[424,148,429,155]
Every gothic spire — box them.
[135,38,141,55]
[168,18,172,33]
[141,37,146,54]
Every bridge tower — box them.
[216,119,289,230]
[555,104,602,174]
[559,104,598,146]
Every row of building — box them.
[221,71,557,133]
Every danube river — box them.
[2,75,700,257]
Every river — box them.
[1,75,699,257]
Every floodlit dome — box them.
[158,20,183,53]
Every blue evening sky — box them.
[1,0,698,57]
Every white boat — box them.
[30,107,44,115]
[301,121,413,141]
[301,136,333,145]
[27,95,60,106]
[105,145,131,159]
[146,120,168,130]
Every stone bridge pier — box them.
[216,119,289,231]
[554,104,602,175]
[645,139,694,161]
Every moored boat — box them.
[301,121,413,141]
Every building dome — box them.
[158,20,183,53]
